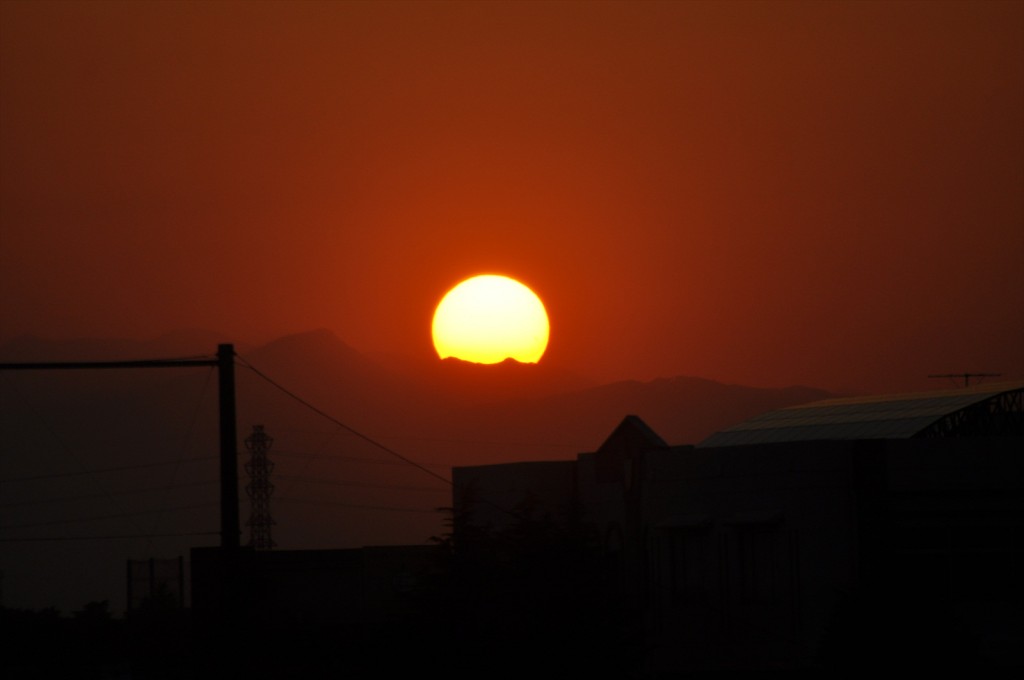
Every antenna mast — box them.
[928,372,1002,388]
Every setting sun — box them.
[432,275,549,364]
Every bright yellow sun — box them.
[432,274,550,364]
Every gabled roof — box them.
[698,382,1024,447]
[589,415,668,484]
[609,414,669,449]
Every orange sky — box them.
[2,0,1022,393]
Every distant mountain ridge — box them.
[0,328,835,613]
[1,328,834,458]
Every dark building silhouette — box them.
[187,382,1022,673]
[191,544,447,628]
[453,382,1024,671]
[188,543,450,675]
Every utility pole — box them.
[0,344,241,550]
[244,425,276,550]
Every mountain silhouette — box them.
[453,375,832,459]
[0,329,834,614]
[227,329,831,463]
[1,328,834,468]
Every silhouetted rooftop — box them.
[698,381,1024,447]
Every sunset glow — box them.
[432,275,549,364]
[1,0,1022,646]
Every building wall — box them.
[452,460,577,535]
[191,544,448,630]
[453,420,1024,670]
[630,441,863,668]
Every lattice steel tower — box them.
[244,424,276,550]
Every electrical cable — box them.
[235,356,527,524]
[0,480,218,508]
[0,456,217,484]
[144,365,216,552]
[0,371,147,535]
[276,496,439,514]
[0,531,219,543]
[0,502,217,531]
[273,449,449,469]
[236,356,452,487]
[274,475,446,491]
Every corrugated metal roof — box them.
[698,381,1024,447]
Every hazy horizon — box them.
[0,325,844,615]
[2,325,1018,397]
[2,1,1021,397]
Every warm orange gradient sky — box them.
[2,1,1022,393]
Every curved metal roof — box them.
[698,381,1024,448]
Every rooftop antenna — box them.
[928,372,1002,388]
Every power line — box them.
[235,358,530,525]
[0,352,226,369]
[0,480,217,509]
[381,433,583,450]
[274,475,446,491]
[1,344,243,549]
[276,496,439,514]
[0,531,219,543]
[269,425,582,452]
[0,370,151,535]
[0,502,217,531]
[236,357,452,487]
[144,364,217,553]
[273,449,450,469]
[0,456,218,484]
[0,363,222,551]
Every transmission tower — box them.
[244,425,276,550]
